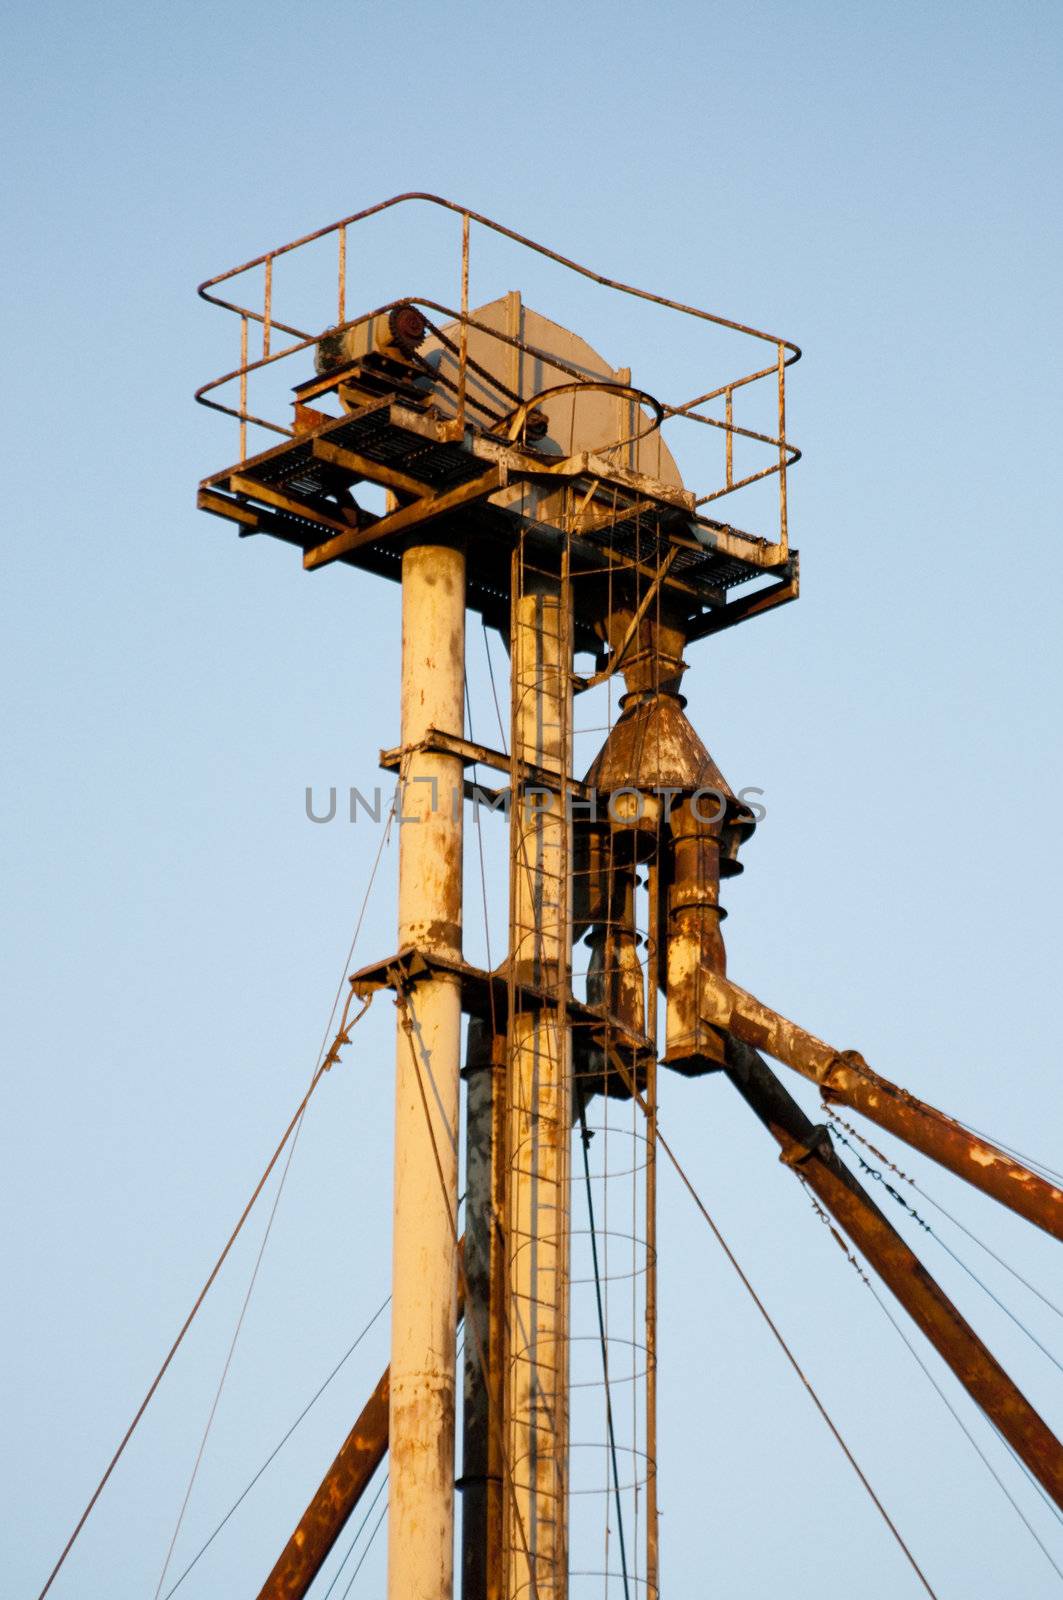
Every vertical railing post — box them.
[262,256,273,361]
[239,314,248,463]
[777,341,787,555]
[724,386,734,490]
[457,212,470,435]
[338,225,347,327]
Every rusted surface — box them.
[389,538,465,1600]
[461,1022,506,1600]
[664,797,726,1071]
[379,725,589,800]
[578,588,759,1080]
[685,553,799,641]
[725,1038,1063,1509]
[582,671,754,872]
[574,550,679,692]
[505,560,573,1598]
[304,466,502,571]
[198,192,799,356]
[585,836,645,1039]
[594,600,689,698]
[348,947,653,1099]
[702,972,1063,1242]
[586,691,725,796]
[198,389,795,650]
[256,1369,389,1600]
[197,196,803,620]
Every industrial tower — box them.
[186,194,1063,1600]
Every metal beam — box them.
[256,1367,389,1600]
[388,538,465,1600]
[724,1037,1063,1509]
[685,556,799,641]
[227,472,354,536]
[304,468,502,570]
[378,726,588,798]
[197,486,260,527]
[574,548,679,690]
[311,437,432,500]
[460,1024,506,1600]
[700,971,1063,1242]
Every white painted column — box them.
[389,538,465,1600]
[505,568,572,1600]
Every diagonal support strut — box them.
[700,970,1063,1242]
[723,1037,1063,1510]
[256,1366,390,1600]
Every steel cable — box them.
[603,1050,939,1598]
[321,1471,389,1598]
[152,785,403,1594]
[37,786,399,1600]
[338,1493,389,1599]
[824,1111,1063,1324]
[797,1179,1063,1584]
[160,1295,390,1597]
[577,1099,632,1600]
[35,994,369,1600]
[825,1120,1063,1375]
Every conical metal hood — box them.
[583,691,756,872]
[584,692,731,797]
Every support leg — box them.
[725,1037,1063,1510]
[505,562,572,1600]
[389,538,465,1600]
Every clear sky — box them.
[3,1,1062,1595]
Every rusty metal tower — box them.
[191,194,1063,1600]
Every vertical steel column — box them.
[663,798,726,1071]
[389,537,465,1600]
[462,1020,506,1600]
[505,552,573,1600]
[644,860,660,1600]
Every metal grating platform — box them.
[199,399,797,644]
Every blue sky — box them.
[3,1,1062,1595]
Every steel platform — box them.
[199,397,798,647]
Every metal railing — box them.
[197,192,800,550]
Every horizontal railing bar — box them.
[200,289,311,342]
[197,191,801,360]
[664,361,781,414]
[197,292,800,533]
[695,455,801,506]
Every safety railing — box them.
[197,192,800,551]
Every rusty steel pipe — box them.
[701,972,1063,1242]
[664,798,726,1072]
[724,1038,1063,1509]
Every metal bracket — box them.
[778,1123,834,1167]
